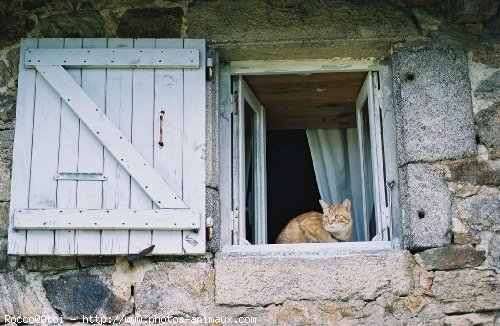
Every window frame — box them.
[218,59,400,251]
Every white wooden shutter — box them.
[8,38,206,255]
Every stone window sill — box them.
[214,244,414,306]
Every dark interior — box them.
[266,130,321,243]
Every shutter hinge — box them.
[231,92,239,115]
[206,58,213,81]
[206,216,214,241]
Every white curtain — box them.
[306,129,366,241]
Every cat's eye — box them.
[323,215,328,220]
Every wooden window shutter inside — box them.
[8,38,206,255]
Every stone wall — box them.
[0,1,499,325]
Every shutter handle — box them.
[158,109,165,148]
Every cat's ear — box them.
[319,199,329,210]
[341,199,352,213]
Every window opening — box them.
[267,130,321,243]
[231,70,391,245]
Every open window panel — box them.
[230,69,398,247]
[232,76,267,245]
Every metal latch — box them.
[54,172,107,181]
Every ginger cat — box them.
[276,199,353,244]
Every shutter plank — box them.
[101,38,133,255]
[153,42,183,199]
[26,38,65,254]
[182,39,206,254]
[54,38,82,255]
[75,38,107,254]
[151,39,184,254]
[129,38,155,253]
[8,38,38,254]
